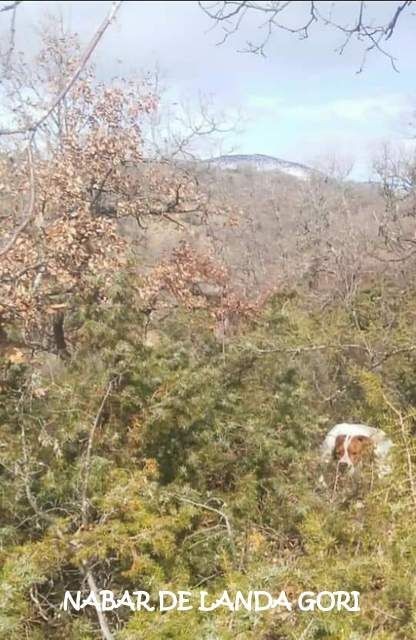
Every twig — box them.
[81,379,114,526]
[2,0,18,75]
[171,493,235,553]
[29,586,50,623]
[193,573,220,588]
[79,379,115,640]
[371,345,416,369]
[331,461,341,502]
[385,0,413,39]
[248,342,368,355]
[200,1,412,71]
[20,420,57,528]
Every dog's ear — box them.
[333,434,346,459]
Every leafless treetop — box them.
[199,1,414,72]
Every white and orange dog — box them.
[320,423,393,478]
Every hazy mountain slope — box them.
[204,153,315,180]
[124,162,384,297]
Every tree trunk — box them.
[52,312,69,358]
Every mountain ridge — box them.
[204,153,314,180]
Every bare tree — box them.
[372,142,416,264]
[142,76,240,161]
[199,1,414,71]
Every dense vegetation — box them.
[2,273,416,639]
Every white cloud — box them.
[248,93,413,125]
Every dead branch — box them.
[81,379,114,526]
[79,379,116,640]
[248,342,369,355]
[29,586,50,623]
[84,568,114,640]
[171,493,235,553]
[371,345,416,369]
[20,420,59,528]
[247,342,416,371]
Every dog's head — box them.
[334,434,374,466]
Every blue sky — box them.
[8,1,416,179]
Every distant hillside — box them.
[123,159,384,298]
[204,153,314,180]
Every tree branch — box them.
[84,568,114,640]
[199,1,413,70]
[0,0,124,136]
[171,493,235,553]
[79,379,116,639]
[0,1,22,13]
[81,379,115,526]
